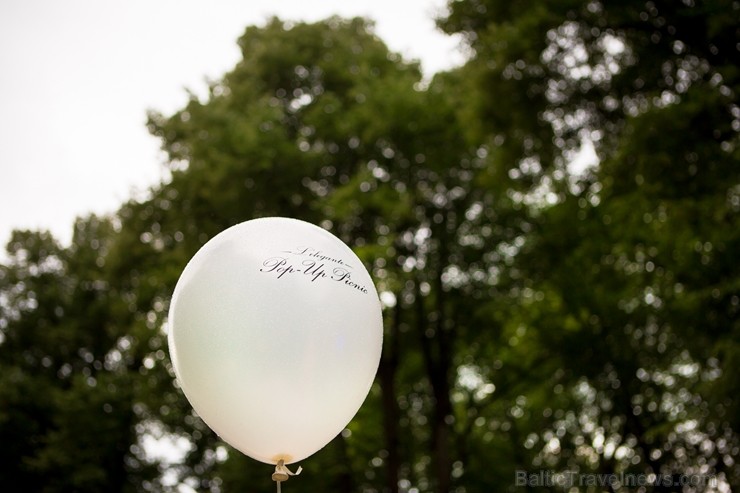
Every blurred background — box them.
[0,0,737,492]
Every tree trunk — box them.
[379,296,402,493]
[416,277,454,493]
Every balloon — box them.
[168,217,383,465]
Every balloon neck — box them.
[272,459,302,492]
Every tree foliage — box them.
[1,3,737,492]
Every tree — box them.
[145,16,493,492]
[0,222,158,492]
[440,0,739,489]
[143,15,538,492]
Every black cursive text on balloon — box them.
[259,255,368,294]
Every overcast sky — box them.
[0,0,464,250]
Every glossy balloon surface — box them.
[168,217,383,464]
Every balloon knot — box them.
[272,459,302,483]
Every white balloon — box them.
[168,217,383,465]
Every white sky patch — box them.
[138,419,193,465]
[380,290,397,308]
[0,0,463,249]
[567,138,599,176]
